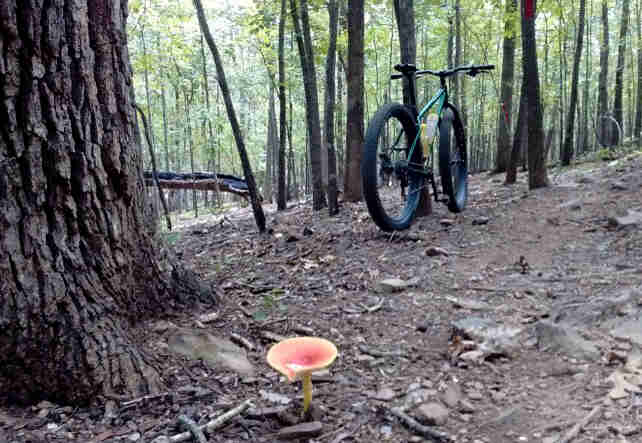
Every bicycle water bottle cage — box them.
[394,64,418,74]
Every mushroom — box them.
[266,337,338,415]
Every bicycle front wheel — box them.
[362,103,424,231]
[438,105,468,213]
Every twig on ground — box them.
[230,333,255,351]
[120,392,171,409]
[361,297,385,313]
[385,406,452,442]
[178,415,208,443]
[358,345,406,358]
[237,304,253,318]
[168,399,253,442]
[556,404,602,443]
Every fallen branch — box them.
[384,406,452,442]
[178,415,208,443]
[168,399,253,442]
[230,332,255,351]
[556,404,602,443]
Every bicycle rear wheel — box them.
[362,103,424,231]
[438,105,468,213]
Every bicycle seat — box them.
[394,63,418,74]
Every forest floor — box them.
[3,150,642,443]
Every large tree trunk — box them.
[597,0,610,140]
[344,0,365,202]
[324,0,340,216]
[561,0,586,166]
[290,0,326,211]
[495,0,517,173]
[521,0,549,188]
[0,0,212,405]
[193,0,266,231]
[613,0,630,132]
[506,79,527,184]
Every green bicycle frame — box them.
[407,87,447,169]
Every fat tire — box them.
[362,103,423,231]
[438,105,468,213]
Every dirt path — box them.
[2,153,641,443]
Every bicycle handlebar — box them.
[391,64,494,81]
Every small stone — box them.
[277,421,323,440]
[467,390,483,401]
[559,199,582,210]
[377,278,419,293]
[610,181,628,191]
[425,246,449,257]
[608,210,642,229]
[36,401,56,409]
[373,387,397,401]
[37,409,49,418]
[46,423,59,431]
[416,402,449,426]
[198,312,219,323]
[472,216,489,226]
[442,383,463,409]
[440,218,455,226]
[128,432,141,442]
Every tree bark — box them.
[613,0,630,133]
[277,0,287,210]
[290,0,326,210]
[0,0,213,405]
[521,0,549,188]
[193,0,266,232]
[344,0,365,202]
[506,79,527,184]
[265,86,275,204]
[597,0,610,141]
[561,0,586,166]
[495,0,517,173]
[635,0,642,138]
[324,0,340,216]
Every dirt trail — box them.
[2,153,641,443]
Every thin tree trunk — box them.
[193,0,266,232]
[344,0,365,202]
[561,0,586,166]
[613,0,630,132]
[325,0,340,215]
[277,0,287,210]
[506,79,527,184]
[265,87,275,204]
[290,0,326,210]
[597,0,610,141]
[495,0,517,173]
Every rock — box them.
[198,312,219,323]
[467,390,483,401]
[608,210,642,228]
[534,321,600,361]
[373,387,397,401]
[472,216,489,226]
[610,180,628,191]
[442,383,463,409]
[259,390,292,405]
[167,328,255,376]
[445,296,489,311]
[152,320,177,333]
[440,218,455,226]
[416,402,449,426]
[377,277,419,293]
[551,290,635,327]
[425,246,449,257]
[277,421,323,440]
[452,317,524,358]
[559,199,582,210]
[610,313,642,346]
[460,350,485,362]
[128,432,141,442]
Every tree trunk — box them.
[495,0,517,173]
[506,79,527,184]
[597,0,610,140]
[613,0,630,132]
[633,0,642,139]
[277,0,287,210]
[290,0,326,210]
[324,0,340,216]
[344,0,365,202]
[561,0,586,166]
[521,0,549,188]
[193,0,266,232]
[0,0,213,405]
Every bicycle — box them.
[361,63,494,231]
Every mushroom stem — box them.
[302,373,313,414]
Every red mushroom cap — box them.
[266,337,338,382]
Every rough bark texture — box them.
[277,0,287,210]
[0,0,211,405]
[521,0,549,188]
[290,0,326,210]
[597,0,609,136]
[561,0,586,166]
[193,0,266,232]
[613,0,630,132]
[393,0,431,216]
[506,79,527,184]
[324,0,340,216]
[495,0,517,173]
[633,1,642,138]
[344,0,364,202]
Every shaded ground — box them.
[2,152,642,443]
